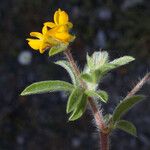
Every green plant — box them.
[21,8,150,150]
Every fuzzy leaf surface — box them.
[69,93,88,121]
[86,54,94,69]
[67,87,84,113]
[112,95,145,122]
[115,120,137,137]
[97,90,109,102]
[21,80,74,96]
[81,73,93,83]
[85,90,108,103]
[55,60,78,85]
[110,56,135,68]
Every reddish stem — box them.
[64,50,86,87]
[100,132,109,150]
[64,49,108,150]
[126,72,150,98]
[64,50,105,129]
[88,97,105,130]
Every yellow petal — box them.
[65,34,75,42]
[55,25,68,32]
[42,26,48,35]
[59,11,69,25]
[54,9,69,25]
[39,49,45,54]
[44,22,56,28]
[39,42,50,53]
[54,32,74,42]
[39,47,46,54]
[27,39,42,50]
[46,26,66,36]
[30,32,43,39]
[46,27,57,36]
[54,9,60,25]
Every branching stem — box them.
[64,49,150,150]
[126,72,150,98]
[64,49,108,150]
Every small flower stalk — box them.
[21,8,149,150]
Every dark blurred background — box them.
[0,0,150,149]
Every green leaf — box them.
[86,54,93,69]
[92,64,115,82]
[110,56,135,68]
[91,56,134,82]
[81,73,93,83]
[49,43,68,56]
[104,114,112,125]
[86,51,109,70]
[69,93,88,121]
[85,90,108,103]
[92,70,104,82]
[92,51,109,67]
[115,120,137,137]
[66,87,84,113]
[100,63,116,72]
[93,56,134,80]
[112,95,145,122]
[97,90,109,102]
[21,80,74,96]
[55,60,79,85]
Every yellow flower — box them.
[47,25,75,43]
[27,9,75,54]
[44,8,73,29]
[27,26,50,53]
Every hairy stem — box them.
[64,49,105,129]
[100,132,109,150]
[64,49,86,87]
[126,72,150,98]
[88,97,105,130]
[64,49,107,150]
[64,50,149,150]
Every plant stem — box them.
[64,49,86,87]
[88,97,105,130]
[126,72,150,98]
[64,49,108,150]
[100,132,109,150]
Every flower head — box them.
[44,8,73,29]
[27,9,75,54]
[47,25,75,43]
[27,26,49,53]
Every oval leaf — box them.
[112,95,145,122]
[115,120,137,137]
[97,90,109,102]
[69,93,88,121]
[110,56,135,68]
[66,87,84,113]
[21,80,74,96]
